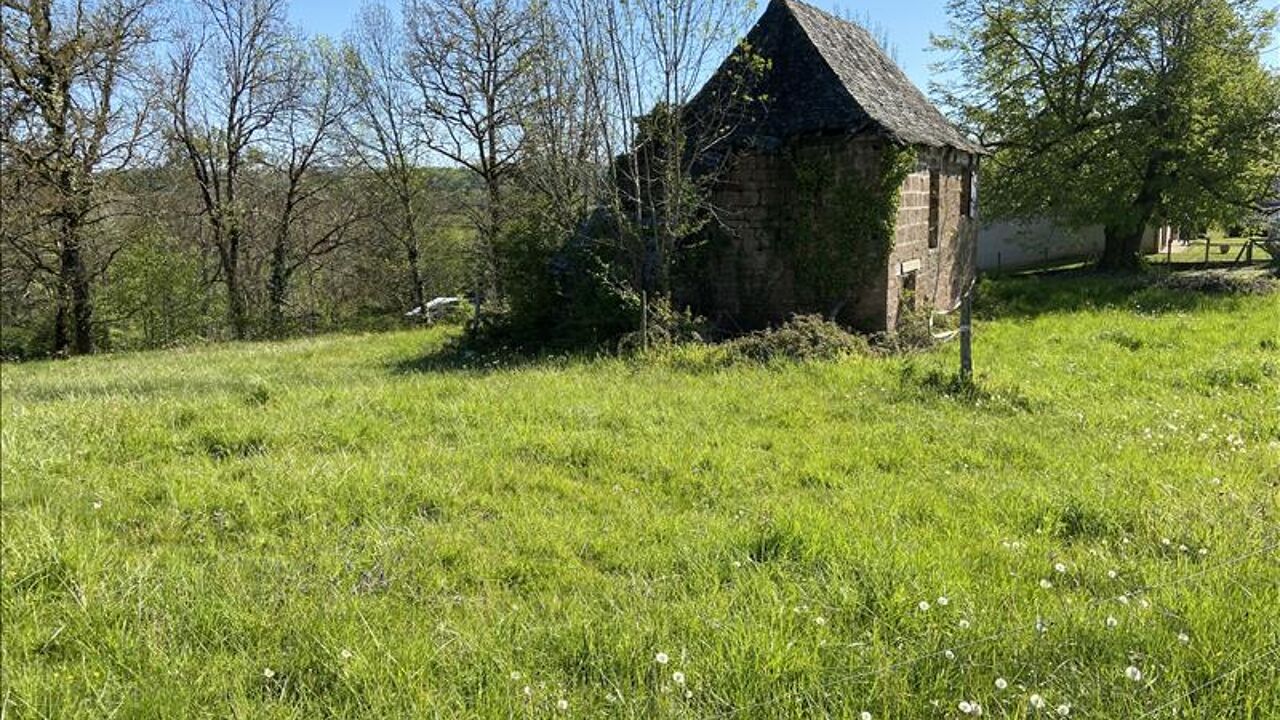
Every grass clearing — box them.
[2,272,1278,718]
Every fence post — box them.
[959,288,973,382]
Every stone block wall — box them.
[886,147,978,330]
[683,135,977,334]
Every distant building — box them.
[677,0,983,332]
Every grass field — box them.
[2,272,1278,718]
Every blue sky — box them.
[288,0,1278,91]
[287,0,971,90]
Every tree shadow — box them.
[975,265,1274,320]
[386,338,599,376]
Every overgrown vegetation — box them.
[4,274,1277,717]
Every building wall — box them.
[886,148,977,331]
[685,136,977,333]
[979,220,1178,271]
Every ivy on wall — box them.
[780,143,916,321]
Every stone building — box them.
[678,0,983,332]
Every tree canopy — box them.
[936,0,1280,269]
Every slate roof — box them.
[688,0,981,153]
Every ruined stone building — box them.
[679,0,983,332]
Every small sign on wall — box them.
[900,259,922,275]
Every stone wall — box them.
[682,135,976,333]
[886,147,978,330]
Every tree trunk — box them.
[406,239,425,311]
[57,216,94,355]
[223,228,248,340]
[1099,224,1146,271]
[267,240,289,338]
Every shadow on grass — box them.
[976,265,1276,320]
[386,336,599,376]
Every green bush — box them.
[721,314,871,363]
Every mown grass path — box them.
[3,275,1278,718]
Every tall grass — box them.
[2,275,1277,718]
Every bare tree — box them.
[345,0,433,312]
[1,0,156,355]
[262,38,359,337]
[164,0,298,339]
[404,0,539,304]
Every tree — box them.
[404,0,539,305]
[165,0,298,339]
[1,0,156,355]
[262,38,358,337]
[345,0,434,313]
[936,0,1280,270]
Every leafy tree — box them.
[1,0,157,355]
[936,0,1280,270]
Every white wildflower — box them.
[684,690,693,699]
[1178,632,1190,644]
[263,668,275,679]
[509,671,521,680]
[814,616,826,626]
[1125,666,1143,682]
[672,671,686,685]
[522,686,532,698]
[919,600,931,612]
[655,652,669,665]
[1106,616,1118,629]
[340,649,354,660]
[860,712,872,720]
[944,649,956,661]
[958,701,973,714]
[995,677,1008,690]
[1117,595,1130,605]
[1054,562,1067,574]
[937,596,950,606]
[1029,693,1047,709]
[1039,579,1053,590]
[958,619,971,630]
[1107,569,1118,579]
[556,698,569,711]
[1056,704,1071,716]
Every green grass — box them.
[3,273,1278,718]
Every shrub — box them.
[720,314,871,363]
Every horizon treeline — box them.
[1,0,757,359]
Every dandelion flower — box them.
[1029,693,1047,709]
[1107,569,1118,579]
[919,600,931,612]
[684,690,693,699]
[1106,616,1118,629]
[509,671,521,680]
[814,616,826,626]
[1177,632,1190,644]
[1161,538,1171,546]
[92,500,103,510]
[1054,563,1067,574]
[1117,595,1130,605]
[937,596,950,606]
[1138,598,1150,609]
[958,701,973,714]
[1039,579,1053,590]
[1056,704,1071,716]
[944,649,956,661]
[655,652,669,665]
[523,686,532,698]
[958,619,971,629]
[860,712,872,720]
[556,698,569,711]
[340,649,354,660]
[1125,666,1143,682]
[263,668,275,679]
[995,677,1008,690]
[732,560,742,568]
[672,671,686,685]
[1197,548,1208,556]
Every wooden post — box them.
[959,289,973,382]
